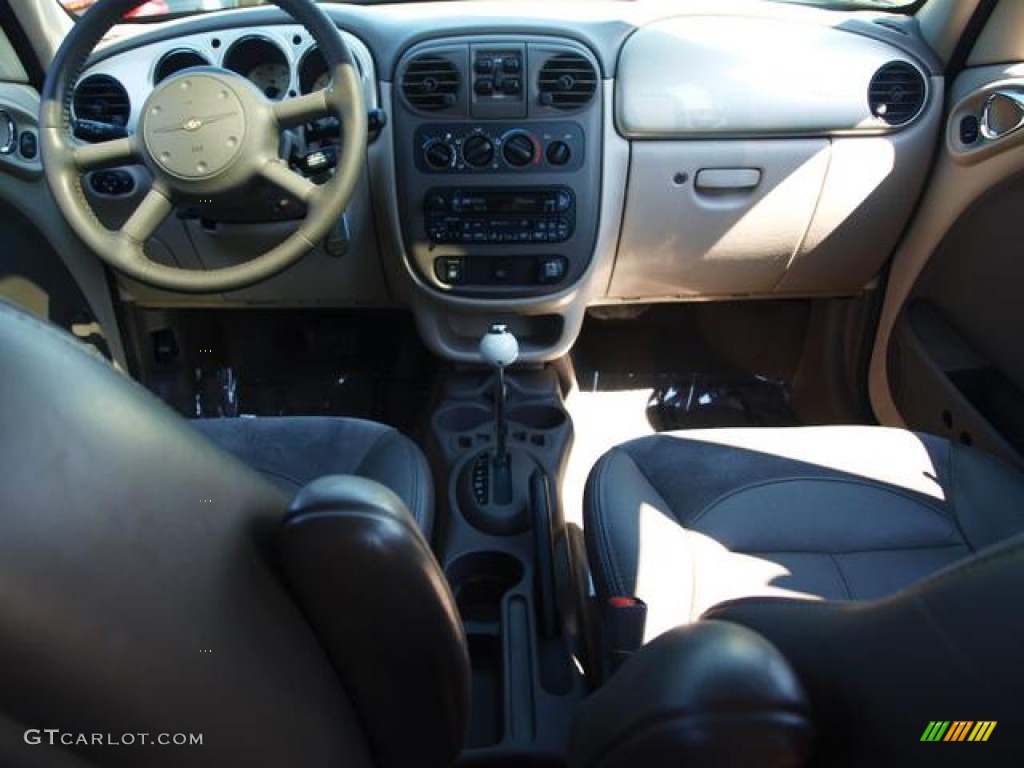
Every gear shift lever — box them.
[480,324,519,503]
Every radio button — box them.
[426,193,449,212]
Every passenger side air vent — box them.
[72,74,130,141]
[868,62,925,126]
[538,53,597,111]
[401,54,460,111]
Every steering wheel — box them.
[40,0,367,293]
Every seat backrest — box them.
[0,299,468,767]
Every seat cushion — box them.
[584,426,1024,641]
[192,416,434,535]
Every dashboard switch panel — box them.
[89,169,136,196]
[471,44,526,119]
[434,254,568,287]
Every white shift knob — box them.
[480,324,519,368]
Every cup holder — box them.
[435,406,492,433]
[446,552,524,623]
[507,404,568,431]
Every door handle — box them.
[980,91,1024,140]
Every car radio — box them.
[424,186,575,245]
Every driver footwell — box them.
[125,308,438,436]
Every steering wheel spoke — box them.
[260,159,321,206]
[273,91,331,129]
[74,135,139,172]
[121,187,174,243]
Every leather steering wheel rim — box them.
[40,0,367,294]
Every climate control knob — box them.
[462,134,495,168]
[501,130,537,168]
[423,138,455,170]
[546,140,572,166]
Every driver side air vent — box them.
[538,53,597,111]
[72,74,131,142]
[868,62,925,126]
[401,54,460,111]
[72,74,130,127]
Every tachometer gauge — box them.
[248,62,290,100]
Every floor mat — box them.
[140,309,438,436]
[646,372,797,431]
[572,304,803,432]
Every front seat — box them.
[0,298,469,768]
[584,426,1024,640]
[582,426,1024,767]
[191,415,434,533]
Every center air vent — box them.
[538,53,597,111]
[868,62,925,126]
[402,54,460,111]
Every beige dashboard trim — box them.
[0,28,28,83]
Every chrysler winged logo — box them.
[151,112,238,134]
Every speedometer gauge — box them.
[248,62,290,100]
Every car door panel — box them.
[871,1,1024,469]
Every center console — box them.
[392,36,603,299]
[427,328,586,762]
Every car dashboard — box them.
[25,0,943,361]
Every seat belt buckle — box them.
[601,596,647,677]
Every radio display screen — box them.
[452,193,547,214]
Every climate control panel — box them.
[415,121,585,174]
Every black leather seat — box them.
[571,534,1024,768]
[581,426,1024,767]
[192,416,434,533]
[0,298,468,767]
[584,426,1024,640]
